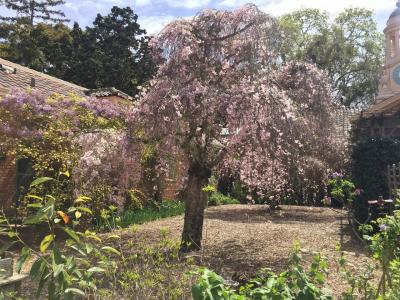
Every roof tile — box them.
[0,58,86,97]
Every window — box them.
[15,158,34,200]
[391,36,396,57]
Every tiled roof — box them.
[0,58,86,97]
[363,94,400,117]
[85,87,133,101]
[0,86,8,97]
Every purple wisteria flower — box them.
[379,224,388,232]
[332,172,343,179]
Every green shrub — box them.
[361,208,400,298]
[326,175,355,207]
[339,201,400,299]
[208,192,240,207]
[351,138,400,223]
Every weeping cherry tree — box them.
[132,4,339,251]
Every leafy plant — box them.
[192,268,237,300]
[361,209,400,298]
[97,205,122,232]
[0,176,122,299]
[192,242,333,300]
[96,228,195,299]
[327,174,355,208]
[338,250,377,300]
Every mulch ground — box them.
[15,205,377,299]
[120,205,376,298]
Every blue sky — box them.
[0,0,398,34]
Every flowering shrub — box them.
[73,130,139,215]
[361,208,400,298]
[0,89,127,148]
[0,89,134,215]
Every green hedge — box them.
[352,138,400,222]
[352,138,400,199]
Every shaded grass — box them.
[114,192,240,229]
[96,193,241,231]
[119,201,185,228]
[208,192,241,206]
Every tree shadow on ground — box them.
[203,238,290,279]
[339,222,369,255]
[205,206,341,225]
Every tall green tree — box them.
[280,8,384,107]
[0,0,70,69]
[0,6,154,96]
[61,6,154,96]
[0,0,68,25]
[59,22,104,89]
[0,19,72,71]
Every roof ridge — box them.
[0,58,86,91]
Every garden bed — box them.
[112,205,375,298]
[17,205,376,299]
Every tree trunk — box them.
[180,163,211,252]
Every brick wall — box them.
[0,157,16,214]
[0,154,187,215]
[162,159,187,200]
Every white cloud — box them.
[218,0,394,15]
[166,0,212,9]
[135,0,152,6]
[140,15,177,34]
[259,0,394,16]
[216,0,395,30]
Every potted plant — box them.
[0,251,13,279]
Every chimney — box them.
[0,64,17,74]
[30,77,36,88]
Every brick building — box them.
[0,58,185,215]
